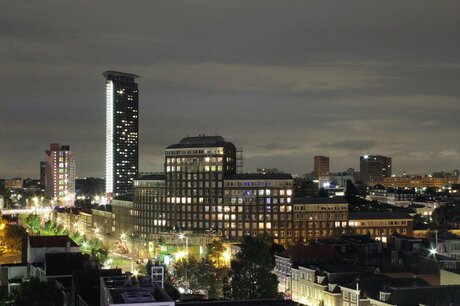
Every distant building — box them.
[348,212,413,242]
[104,71,139,198]
[314,156,330,177]
[44,143,75,206]
[4,178,23,190]
[359,155,392,185]
[40,160,46,189]
[382,173,460,189]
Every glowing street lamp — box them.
[178,233,189,288]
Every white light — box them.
[178,233,185,240]
[106,80,114,194]
[430,248,437,256]
[363,155,369,159]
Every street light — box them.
[178,233,189,291]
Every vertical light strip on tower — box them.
[106,80,114,195]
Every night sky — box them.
[1,1,460,179]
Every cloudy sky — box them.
[1,1,460,178]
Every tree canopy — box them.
[229,235,279,300]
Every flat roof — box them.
[292,197,348,205]
[225,173,293,180]
[103,70,139,79]
[167,135,235,149]
[136,174,165,181]
[349,212,413,220]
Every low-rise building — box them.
[27,235,80,264]
[274,244,337,297]
[4,178,23,190]
[291,263,362,306]
[315,235,385,268]
[348,212,414,242]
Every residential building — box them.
[292,197,348,243]
[104,71,139,198]
[291,263,361,306]
[4,178,23,190]
[44,143,75,206]
[381,173,460,189]
[314,156,330,177]
[359,155,391,185]
[222,173,294,244]
[274,244,337,297]
[315,235,385,268]
[348,212,414,242]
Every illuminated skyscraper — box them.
[104,71,139,197]
[45,144,75,206]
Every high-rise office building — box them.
[360,155,392,185]
[314,156,330,177]
[45,143,75,206]
[133,135,344,245]
[104,71,139,198]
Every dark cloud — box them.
[1,1,460,178]
[320,140,376,151]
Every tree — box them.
[4,225,24,252]
[12,277,63,306]
[25,214,42,233]
[318,188,328,197]
[207,240,225,267]
[345,180,357,203]
[229,235,279,300]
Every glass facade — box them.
[104,71,139,197]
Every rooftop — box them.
[292,197,348,205]
[349,212,413,220]
[277,244,337,262]
[136,174,165,181]
[166,135,235,149]
[225,173,293,180]
[113,195,133,202]
[103,70,140,81]
[102,275,174,305]
[29,235,78,248]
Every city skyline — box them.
[1,1,460,178]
